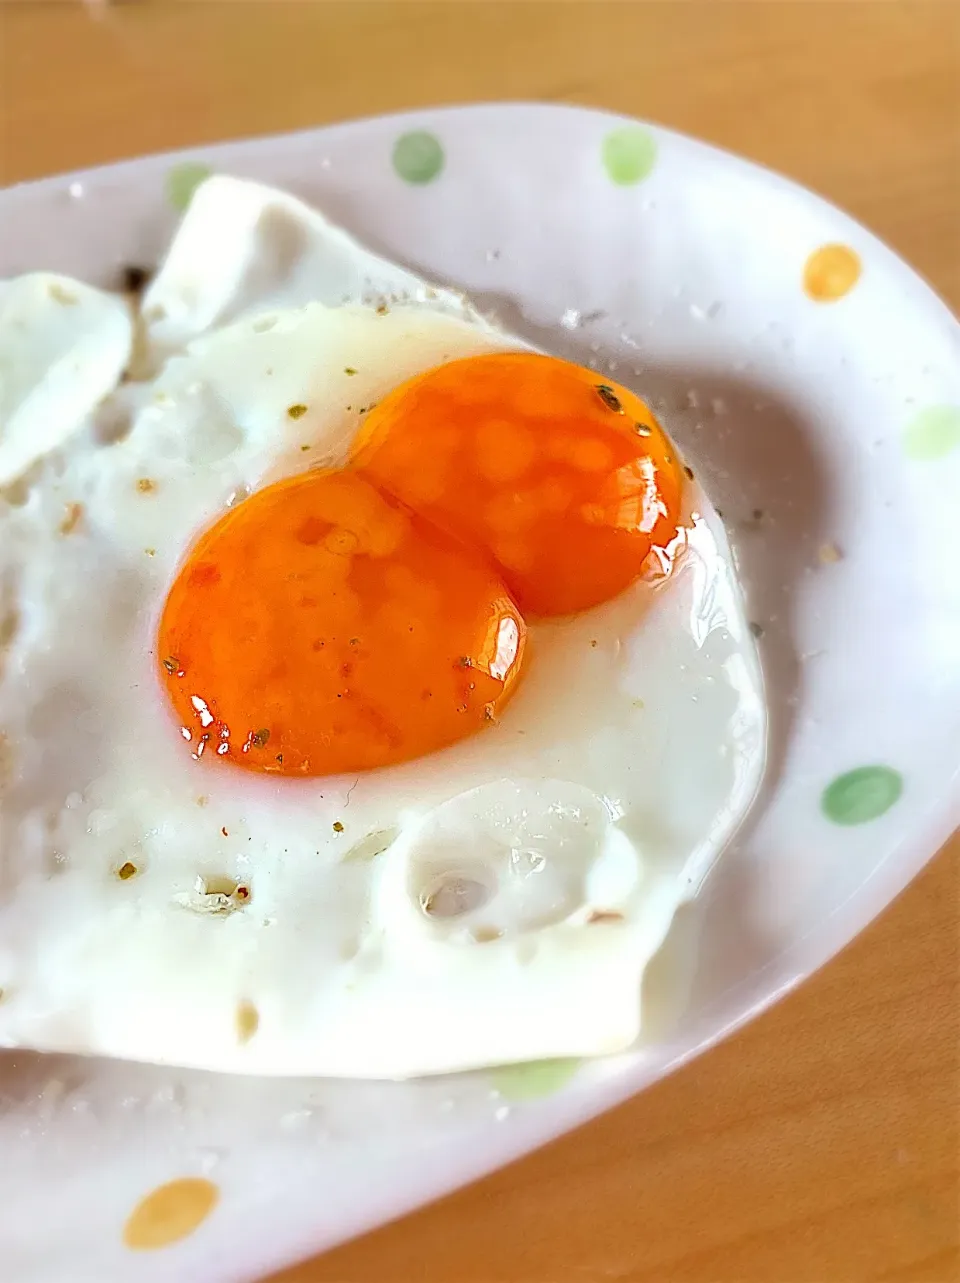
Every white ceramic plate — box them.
[1,103,958,1283]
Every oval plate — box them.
[1,103,958,1283]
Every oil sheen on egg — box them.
[0,177,766,1077]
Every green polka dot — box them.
[392,132,444,185]
[490,1058,581,1101]
[903,406,960,461]
[601,126,657,186]
[166,163,212,213]
[821,766,902,826]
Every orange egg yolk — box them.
[157,354,686,777]
[350,352,684,617]
[157,469,526,776]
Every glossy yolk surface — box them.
[350,352,685,617]
[157,470,526,776]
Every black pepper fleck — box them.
[122,265,151,294]
[595,384,623,414]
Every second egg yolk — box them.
[350,352,685,617]
[157,470,526,776]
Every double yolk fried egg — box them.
[0,178,766,1077]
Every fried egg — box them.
[0,177,766,1077]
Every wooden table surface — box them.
[2,3,958,1280]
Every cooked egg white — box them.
[139,175,484,363]
[0,178,766,1077]
[0,272,132,486]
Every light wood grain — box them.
[2,4,958,1281]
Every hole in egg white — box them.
[401,783,620,945]
[419,872,493,919]
[174,874,251,916]
[409,843,585,942]
[200,873,247,898]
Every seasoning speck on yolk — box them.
[350,352,685,616]
[157,470,526,776]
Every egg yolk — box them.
[157,470,526,776]
[350,352,684,617]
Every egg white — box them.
[0,272,132,486]
[0,178,765,1077]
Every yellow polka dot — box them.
[123,1178,219,1250]
[803,243,861,301]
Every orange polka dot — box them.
[123,1178,219,1250]
[803,243,861,301]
